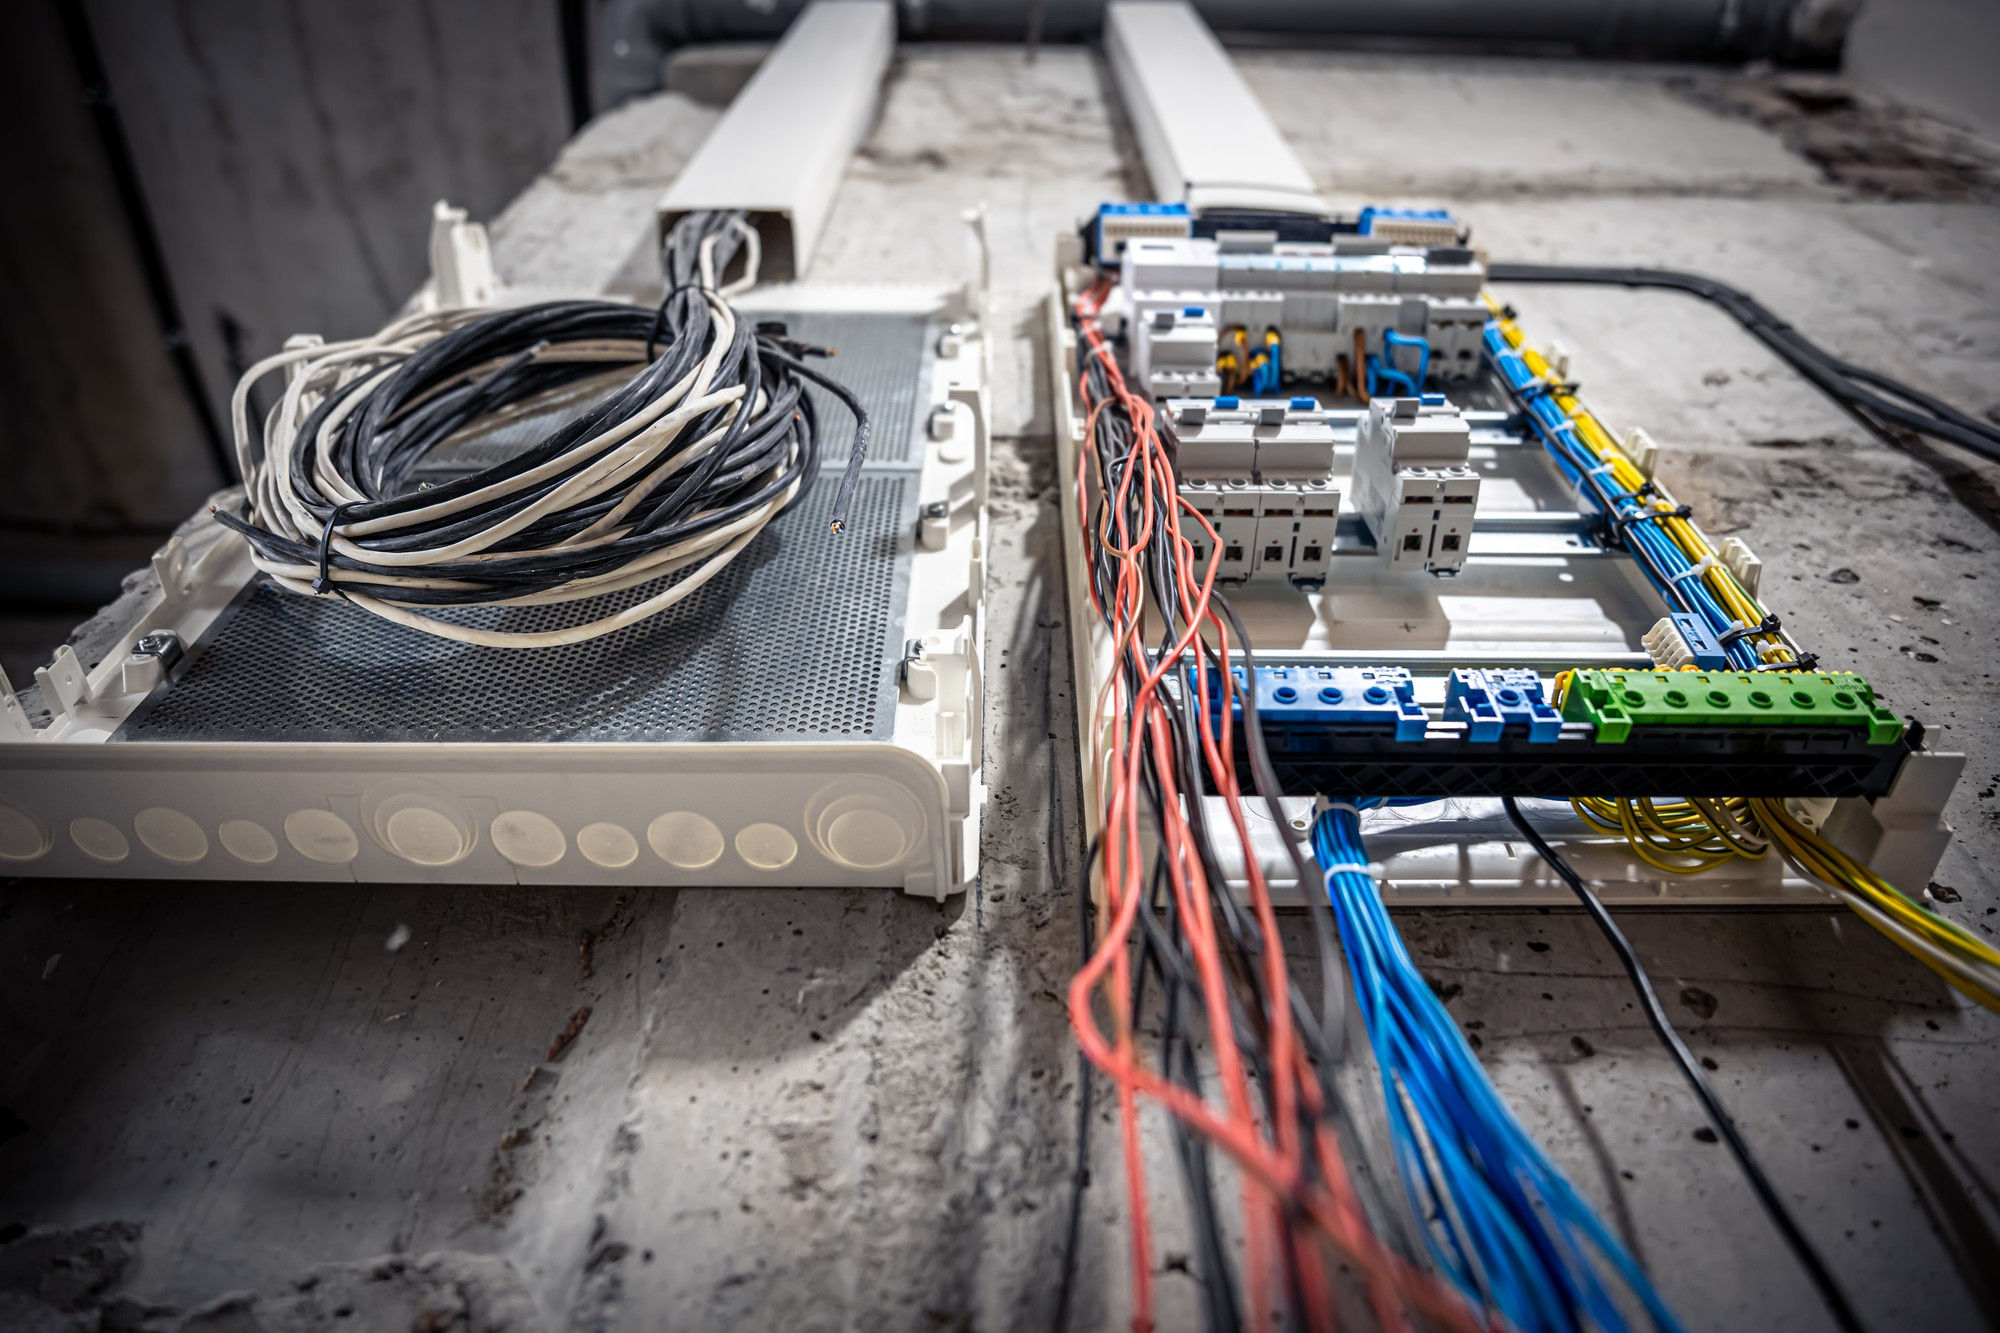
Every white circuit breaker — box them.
[1168,396,1340,587]
[1135,304,1224,399]
[1121,232,1489,401]
[1351,396,1480,575]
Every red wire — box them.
[1065,279,1494,1333]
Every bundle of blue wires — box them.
[1312,800,1687,1333]
[1482,323,1761,670]
[1249,332,1283,394]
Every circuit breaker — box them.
[1350,396,1480,574]
[1170,396,1340,587]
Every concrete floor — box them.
[4,44,1999,1333]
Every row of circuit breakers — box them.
[1103,204,1489,583]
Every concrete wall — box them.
[0,0,575,532]
[0,0,215,529]
[1846,0,2000,139]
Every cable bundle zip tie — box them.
[1717,612,1783,647]
[1666,555,1718,585]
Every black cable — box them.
[1487,262,2000,465]
[216,211,870,632]
[1501,797,1868,1333]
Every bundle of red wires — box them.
[1064,277,1488,1333]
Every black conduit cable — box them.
[1486,262,2000,466]
[1500,797,1868,1333]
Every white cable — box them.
[225,285,803,649]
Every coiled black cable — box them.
[217,209,870,648]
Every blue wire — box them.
[1383,329,1432,389]
[1312,804,1687,1333]
[1482,322,1763,667]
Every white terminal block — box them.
[1352,396,1480,575]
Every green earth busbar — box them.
[1559,670,1903,745]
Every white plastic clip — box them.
[427,201,500,309]
[1623,426,1660,480]
[1320,861,1374,877]
[151,535,191,609]
[1720,536,1763,598]
[1,666,34,740]
[34,644,93,721]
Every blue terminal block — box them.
[1188,665,1428,741]
[1444,669,1563,742]
[1668,612,1730,670]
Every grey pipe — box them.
[602,0,1859,105]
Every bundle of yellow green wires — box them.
[1485,298,1791,666]
[1748,798,2000,1012]
[1567,788,2000,1013]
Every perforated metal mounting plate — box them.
[117,475,914,744]
[115,310,932,746]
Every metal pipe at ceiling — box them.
[600,0,1857,104]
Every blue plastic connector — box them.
[1212,395,1239,410]
[1667,612,1729,670]
[1443,669,1562,742]
[1289,396,1317,411]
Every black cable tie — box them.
[1717,612,1782,647]
[312,501,361,597]
[1752,652,1819,672]
[1634,480,1659,500]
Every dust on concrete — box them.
[1673,68,2000,202]
[0,1224,546,1333]
[545,1008,593,1063]
[576,894,633,985]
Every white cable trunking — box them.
[1104,0,1329,217]
[657,1,894,280]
